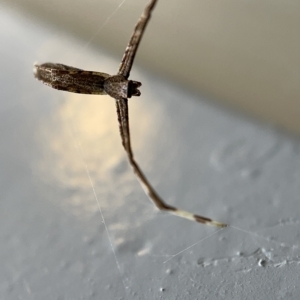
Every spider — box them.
[34,0,226,227]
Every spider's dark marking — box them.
[33,0,227,228]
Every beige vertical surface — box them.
[3,0,300,133]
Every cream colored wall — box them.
[5,0,300,133]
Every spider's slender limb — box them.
[118,0,158,79]
[115,98,227,228]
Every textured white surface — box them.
[1,6,300,300]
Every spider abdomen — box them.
[34,63,110,95]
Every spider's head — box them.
[128,80,141,98]
[104,75,141,99]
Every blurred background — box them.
[3,0,300,133]
[1,1,300,299]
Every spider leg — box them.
[115,98,227,227]
[118,0,158,79]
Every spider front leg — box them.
[129,156,227,227]
[115,99,227,228]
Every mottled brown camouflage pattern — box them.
[34,0,227,227]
